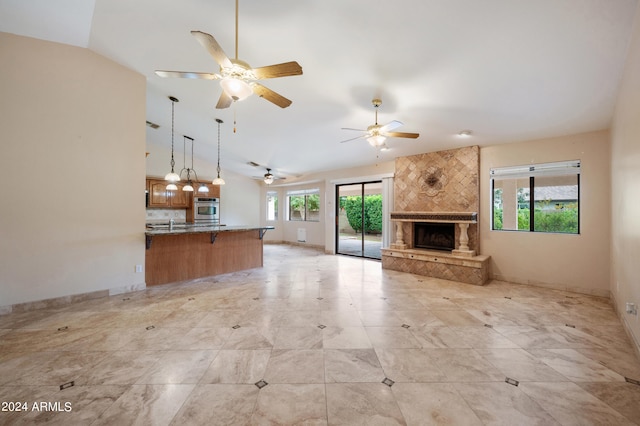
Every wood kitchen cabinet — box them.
[146,178,192,208]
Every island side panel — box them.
[145,230,264,286]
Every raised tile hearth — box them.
[381,247,491,286]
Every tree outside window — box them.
[287,190,320,222]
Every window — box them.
[266,191,278,221]
[491,160,580,234]
[287,189,320,222]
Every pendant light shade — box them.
[164,96,181,185]
[198,183,209,193]
[212,118,226,185]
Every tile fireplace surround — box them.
[381,146,491,285]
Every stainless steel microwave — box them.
[194,197,220,223]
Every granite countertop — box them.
[145,224,274,236]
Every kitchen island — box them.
[145,224,274,286]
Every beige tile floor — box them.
[1,244,639,425]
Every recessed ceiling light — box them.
[457,130,473,138]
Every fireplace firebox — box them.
[414,222,455,251]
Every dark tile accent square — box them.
[401,324,411,329]
[122,298,130,301]
[442,297,450,300]
[253,297,260,300]
[505,377,519,386]
[504,296,512,300]
[484,324,493,328]
[59,381,74,390]
[145,325,155,330]
[232,325,241,329]
[382,378,395,387]
[317,324,326,329]
[317,297,324,300]
[625,377,640,386]
[565,324,576,328]
[57,326,68,331]
[255,379,268,389]
[188,297,195,301]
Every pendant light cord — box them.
[217,119,222,176]
[171,101,175,171]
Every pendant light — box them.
[180,135,194,192]
[179,135,209,193]
[164,96,180,190]
[212,118,226,185]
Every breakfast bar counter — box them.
[144,225,273,286]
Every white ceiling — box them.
[1,0,638,180]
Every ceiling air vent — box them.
[146,120,160,129]
[248,161,260,167]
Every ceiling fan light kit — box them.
[164,96,181,185]
[264,168,274,185]
[367,134,386,147]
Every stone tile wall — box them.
[394,146,480,252]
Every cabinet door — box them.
[169,184,191,208]
[148,180,170,207]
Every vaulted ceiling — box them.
[1,0,637,180]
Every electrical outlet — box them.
[135,264,143,273]
[626,302,637,316]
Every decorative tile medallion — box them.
[255,380,268,389]
[382,378,395,387]
[505,377,519,387]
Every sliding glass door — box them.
[336,181,383,259]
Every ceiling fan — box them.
[155,0,302,109]
[255,168,286,185]
[341,98,420,148]
[248,162,286,185]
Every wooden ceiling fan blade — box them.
[216,91,233,109]
[379,120,403,132]
[252,61,303,79]
[385,131,420,139]
[251,83,292,108]
[155,70,219,80]
[340,135,366,143]
[191,31,233,69]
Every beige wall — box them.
[611,4,640,351]
[0,33,146,309]
[480,130,611,297]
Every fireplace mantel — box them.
[390,211,477,223]
[389,211,478,257]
